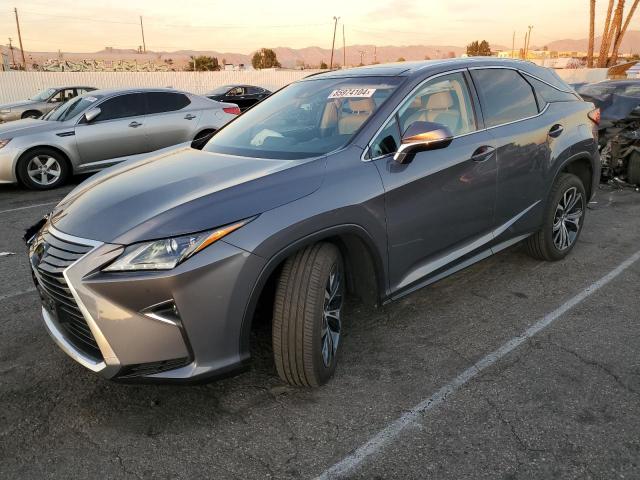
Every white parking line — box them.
[0,287,37,302]
[316,249,640,480]
[0,201,59,215]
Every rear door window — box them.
[96,93,146,121]
[471,69,539,127]
[145,92,191,114]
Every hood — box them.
[0,99,38,110]
[50,147,326,244]
[0,118,62,137]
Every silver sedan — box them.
[0,88,240,189]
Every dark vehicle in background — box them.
[0,86,96,122]
[577,79,640,185]
[27,59,599,387]
[0,88,239,189]
[205,84,271,111]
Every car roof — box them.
[80,87,186,97]
[302,58,545,80]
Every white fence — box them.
[0,68,611,104]
[0,70,321,103]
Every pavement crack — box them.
[550,340,639,396]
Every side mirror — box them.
[393,121,453,164]
[84,108,101,123]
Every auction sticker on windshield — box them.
[328,88,376,99]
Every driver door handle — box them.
[184,114,196,120]
[549,124,564,138]
[470,145,496,162]
[128,121,143,128]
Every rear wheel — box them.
[21,110,42,119]
[525,173,586,261]
[17,148,70,190]
[272,243,345,387]
[628,151,640,186]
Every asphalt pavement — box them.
[0,179,639,480]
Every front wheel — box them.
[525,173,586,261]
[17,148,70,190]
[272,243,345,387]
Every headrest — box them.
[347,98,375,113]
[426,91,454,110]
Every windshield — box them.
[204,76,404,160]
[207,85,234,95]
[31,88,56,102]
[43,94,104,122]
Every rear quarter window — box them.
[524,75,578,105]
[471,69,539,128]
[146,92,191,115]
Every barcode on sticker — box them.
[328,88,376,99]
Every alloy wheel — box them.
[553,186,584,251]
[27,155,62,186]
[321,264,343,367]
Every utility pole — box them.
[374,45,377,63]
[342,24,345,68]
[512,31,516,58]
[525,25,534,58]
[358,49,366,66]
[8,38,16,67]
[522,32,528,59]
[14,8,26,70]
[140,16,146,53]
[329,16,339,69]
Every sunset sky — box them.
[2,0,640,53]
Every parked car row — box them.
[24,58,600,388]
[0,83,272,189]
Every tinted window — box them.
[96,93,146,121]
[471,69,538,127]
[398,72,477,137]
[524,75,577,105]
[145,92,191,114]
[247,86,263,95]
[205,76,403,160]
[44,94,104,121]
[369,117,401,158]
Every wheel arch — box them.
[21,110,43,119]
[548,152,594,208]
[238,224,386,358]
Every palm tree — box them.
[598,0,616,67]
[609,0,640,65]
[588,0,596,67]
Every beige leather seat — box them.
[338,98,375,135]
[404,90,461,134]
[320,101,339,136]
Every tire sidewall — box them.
[17,148,69,190]
[543,174,586,260]
[309,246,344,386]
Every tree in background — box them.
[595,0,640,67]
[185,56,220,71]
[397,57,406,62]
[252,48,281,69]
[466,40,492,56]
[320,61,328,69]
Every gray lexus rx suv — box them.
[26,59,600,386]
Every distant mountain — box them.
[545,30,640,52]
[5,32,637,70]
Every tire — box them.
[272,243,345,387]
[21,110,42,119]
[525,173,586,261]
[628,151,640,186]
[17,148,70,190]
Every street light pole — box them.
[329,16,340,70]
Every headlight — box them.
[104,219,250,272]
[0,139,11,149]
[0,109,11,114]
